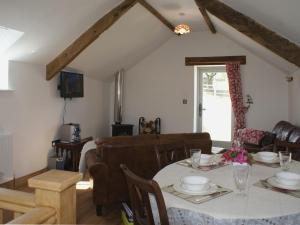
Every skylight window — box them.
[0,26,23,90]
[0,58,8,90]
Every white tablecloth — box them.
[153,161,300,225]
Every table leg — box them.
[70,151,76,171]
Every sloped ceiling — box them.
[69,4,172,80]
[209,14,299,74]
[218,0,300,74]
[0,0,299,79]
[0,0,120,64]
[221,0,300,45]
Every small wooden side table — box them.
[53,137,93,172]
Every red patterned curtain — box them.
[226,63,246,141]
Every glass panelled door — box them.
[194,66,232,147]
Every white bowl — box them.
[276,172,300,186]
[257,152,277,161]
[200,154,213,165]
[181,176,210,191]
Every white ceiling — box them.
[69,4,172,80]
[221,0,300,45]
[144,0,208,32]
[210,14,299,74]
[0,0,120,63]
[0,0,299,79]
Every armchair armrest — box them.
[276,141,300,149]
[261,144,275,151]
[86,150,109,205]
[260,132,276,147]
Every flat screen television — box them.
[59,71,84,98]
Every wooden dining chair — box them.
[155,142,188,170]
[120,164,169,225]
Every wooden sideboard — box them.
[53,137,93,171]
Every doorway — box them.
[193,66,232,148]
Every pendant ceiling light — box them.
[174,24,191,35]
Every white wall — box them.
[0,61,110,177]
[289,69,300,126]
[123,32,289,135]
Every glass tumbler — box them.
[279,151,292,171]
[232,163,250,196]
[190,149,201,169]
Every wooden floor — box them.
[3,185,122,224]
[76,188,122,225]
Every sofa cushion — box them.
[238,128,265,145]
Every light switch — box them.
[182,99,188,104]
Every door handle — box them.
[199,103,206,117]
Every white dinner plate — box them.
[199,161,218,166]
[267,177,300,190]
[173,183,218,195]
[254,155,280,164]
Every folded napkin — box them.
[177,158,228,171]
[254,178,300,198]
[162,184,232,204]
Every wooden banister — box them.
[8,207,56,224]
[0,170,81,224]
[0,188,35,221]
[28,170,82,224]
[0,188,35,208]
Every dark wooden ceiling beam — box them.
[185,56,246,66]
[195,0,300,67]
[194,0,216,34]
[137,0,175,32]
[46,0,138,80]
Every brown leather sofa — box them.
[85,132,212,215]
[275,127,300,160]
[244,121,300,156]
[244,121,291,153]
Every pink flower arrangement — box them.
[222,146,253,165]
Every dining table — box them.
[153,159,300,225]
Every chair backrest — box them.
[155,141,188,170]
[120,164,169,225]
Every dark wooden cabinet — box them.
[53,137,93,171]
